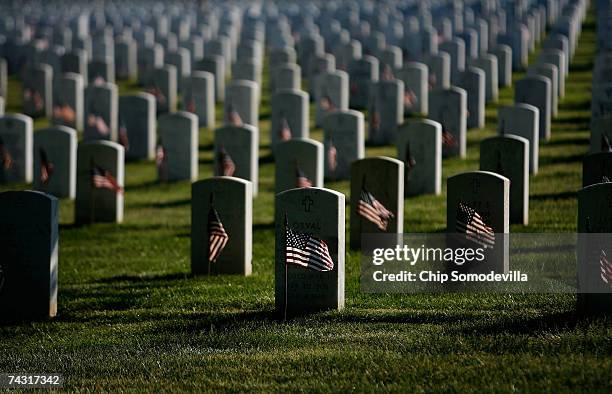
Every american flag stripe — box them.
[357,188,394,231]
[208,206,229,263]
[601,250,612,285]
[456,202,495,248]
[39,148,54,185]
[285,219,334,272]
[91,165,123,193]
[217,147,236,176]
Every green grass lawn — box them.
[0,9,610,392]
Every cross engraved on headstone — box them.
[302,196,314,212]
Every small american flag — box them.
[600,250,612,287]
[327,140,338,173]
[24,88,43,111]
[156,145,168,181]
[428,73,437,89]
[295,165,312,188]
[118,122,130,151]
[226,104,243,126]
[87,113,110,136]
[0,136,13,170]
[91,164,123,193]
[53,103,76,123]
[404,142,417,175]
[442,129,456,148]
[208,205,229,263]
[278,117,292,141]
[370,108,381,133]
[285,216,334,272]
[147,85,167,105]
[455,202,495,249]
[358,186,395,231]
[39,148,54,185]
[350,82,358,95]
[186,98,196,113]
[381,65,394,81]
[217,146,236,176]
[320,95,334,112]
[602,134,612,152]
[404,89,417,108]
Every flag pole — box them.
[284,212,288,321]
[208,193,214,276]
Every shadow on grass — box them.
[95,272,191,284]
[539,153,584,165]
[198,143,214,152]
[259,153,274,164]
[254,222,275,230]
[460,310,580,335]
[129,198,191,209]
[125,180,165,191]
[544,137,589,146]
[530,191,577,201]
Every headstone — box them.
[213,124,259,196]
[397,62,428,115]
[88,59,114,85]
[424,52,451,89]
[196,55,225,102]
[269,46,297,69]
[137,44,164,86]
[144,65,177,114]
[0,191,58,322]
[396,119,442,196]
[273,63,301,93]
[75,141,125,224]
[480,135,529,225]
[61,50,88,82]
[322,110,365,181]
[118,93,156,161]
[165,48,191,92]
[498,104,540,174]
[84,83,118,142]
[270,89,309,149]
[457,67,485,129]
[590,116,612,153]
[232,60,261,85]
[191,177,252,276]
[0,59,6,98]
[491,44,512,87]
[447,171,509,273]
[348,56,379,109]
[114,38,137,81]
[527,63,558,117]
[315,70,349,127]
[350,157,404,250]
[23,64,52,118]
[582,152,612,187]
[182,71,215,128]
[275,187,345,315]
[368,79,404,145]
[275,138,323,194]
[577,183,612,314]
[592,83,612,120]
[469,54,499,103]
[157,112,198,182]
[439,38,466,84]
[429,87,467,158]
[0,114,33,183]
[224,80,259,128]
[33,126,77,199]
[539,49,566,98]
[515,76,551,140]
[52,72,84,131]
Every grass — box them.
[0,9,610,392]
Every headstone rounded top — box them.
[494,43,511,52]
[122,92,156,102]
[275,88,308,99]
[81,139,125,152]
[229,79,259,89]
[324,109,364,121]
[276,186,345,200]
[432,86,467,97]
[62,72,84,81]
[215,123,258,134]
[520,74,551,85]
[277,137,322,148]
[482,134,529,146]
[354,155,403,167]
[580,181,612,194]
[160,111,198,123]
[0,113,33,125]
[466,66,485,76]
[404,61,427,70]
[88,82,117,92]
[449,170,510,184]
[37,125,77,137]
[194,176,252,187]
[191,70,214,80]
[0,190,57,204]
[512,103,540,113]
[403,118,442,129]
